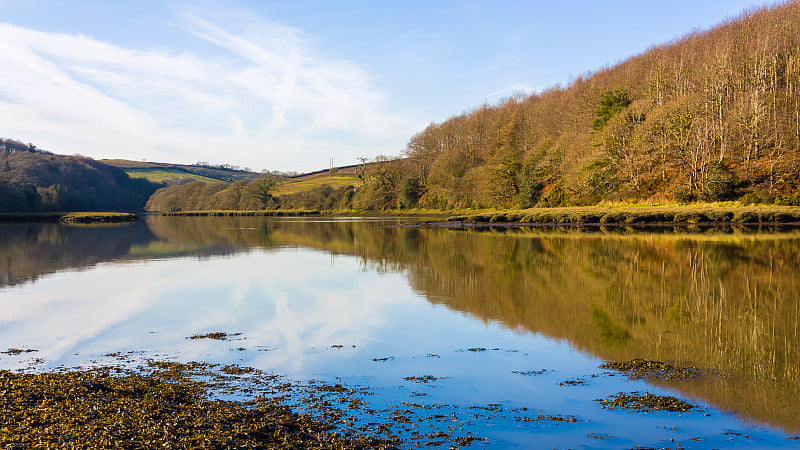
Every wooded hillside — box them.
[391,2,800,209]
[0,139,158,212]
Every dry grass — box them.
[447,205,800,225]
[273,176,360,196]
[125,168,219,183]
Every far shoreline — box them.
[5,204,800,229]
[151,204,800,228]
[0,212,139,224]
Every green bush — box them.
[592,88,632,131]
[399,174,423,208]
[774,193,800,206]
[673,188,697,203]
[700,162,737,201]
[540,180,569,207]
[740,191,761,205]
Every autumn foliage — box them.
[397,3,800,209]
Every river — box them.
[1,216,798,448]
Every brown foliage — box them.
[402,3,800,207]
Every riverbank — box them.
[151,205,800,227]
[24,204,795,228]
[0,212,139,224]
[159,209,321,217]
[156,208,457,218]
[444,205,800,226]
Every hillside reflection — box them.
[1,216,798,432]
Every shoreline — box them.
[152,205,800,226]
[443,205,800,226]
[403,220,800,231]
[0,212,139,224]
[5,205,800,228]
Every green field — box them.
[125,168,220,184]
[273,176,360,196]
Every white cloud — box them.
[0,13,418,171]
[485,84,537,104]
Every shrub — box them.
[774,193,800,206]
[540,180,569,207]
[592,88,632,131]
[673,188,697,203]
[399,174,423,208]
[700,162,737,201]
[740,191,761,205]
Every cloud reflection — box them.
[0,249,410,374]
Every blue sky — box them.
[0,0,762,172]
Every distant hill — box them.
[101,159,260,184]
[0,139,158,212]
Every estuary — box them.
[1,216,799,448]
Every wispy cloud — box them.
[0,12,416,171]
[484,84,536,103]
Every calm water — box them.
[1,216,799,448]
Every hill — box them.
[354,2,800,210]
[0,139,158,212]
[101,159,260,184]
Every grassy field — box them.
[273,175,360,196]
[102,159,258,182]
[125,168,220,184]
[446,205,800,225]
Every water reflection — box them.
[1,217,799,442]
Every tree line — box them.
[146,178,278,211]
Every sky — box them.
[0,0,765,173]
